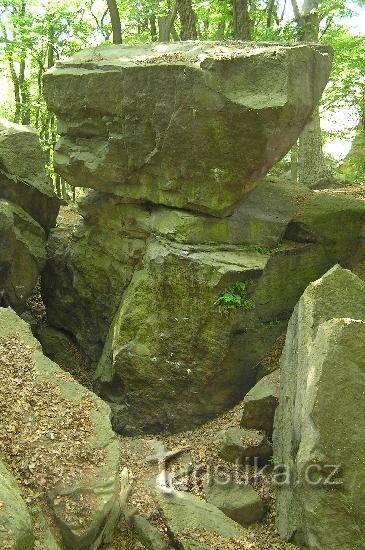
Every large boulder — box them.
[43,42,332,216]
[0,119,59,231]
[0,308,121,548]
[0,200,46,310]
[0,458,34,549]
[95,238,270,433]
[273,265,365,549]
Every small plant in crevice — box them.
[214,281,255,313]
[252,245,271,255]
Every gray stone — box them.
[0,119,59,230]
[0,200,46,310]
[216,427,272,464]
[153,487,245,543]
[44,42,332,216]
[78,179,307,247]
[205,480,264,526]
[0,458,34,549]
[273,265,365,549]
[240,371,279,435]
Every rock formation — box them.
[0,308,121,548]
[0,120,59,311]
[43,41,332,217]
[273,265,365,549]
[40,40,365,435]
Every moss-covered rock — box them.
[43,42,331,216]
[0,119,59,231]
[205,480,264,526]
[95,239,269,433]
[0,200,46,310]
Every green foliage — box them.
[0,0,363,192]
[214,281,255,312]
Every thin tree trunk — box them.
[233,0,251,40]
[158,3,178,42]
[292,0,327,185]
[150,15,158,41]
[177,0,198,40]
[107,0,122,44]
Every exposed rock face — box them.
[216,427,272,464]
[0,308,121,549]
[42,180,365,433]
[0,119,59,231]
[0,459,34,549]
[44,42,332,216]
[40,41,365,435]
[95,239,269,433]
[0,119,59,312]
[273,266,365,549]
[0,200,46,310]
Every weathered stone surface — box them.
[42,182,365,433]
[273,265,365,549]
[153,488,244,542]
[0,200,46,310]
[240,371,279,435]
[78,179,306,247]
[205,480,264,526]
[42,216,146,364]
[0,308,121,549]
[95,238,269,433]
[216,427,272,464]
[0,119,59,230]
[0,458,34,549]
[44,42,332,216]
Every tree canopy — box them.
[0,0,363,193]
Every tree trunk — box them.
[150,15,158,41]
[339,108,365,182]
[158,3,178,42]
[233,0,251,40]
[177,0,198,40]
[106,0,122,44]
[292,0,327,185]
[298,107,328,185]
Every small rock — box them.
[240,371,279,435]
[205,479,264,526]
[153,487,244,541]
[216,427,272,464]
